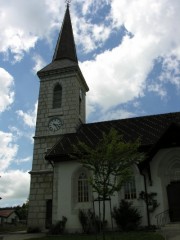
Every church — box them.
[28,4,180,232]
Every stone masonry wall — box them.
[28,172,53,229]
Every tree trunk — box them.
[102,198,106,240]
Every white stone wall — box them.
[117,165,147,226]
[54,161,147,232]
[54,148,180,232]
[146,147,180,226]
[53,161,86,232]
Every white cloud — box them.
[15,156,31,165]
[0,170,30,207]
[159,56,180,87]
[0,0,65,61]
[73,16,111,53]
[148,83,167,98]
[8,126,23,139]
[79,0,180,117]
[0,131,18,171]
[0,0,180,117]
[16,101,38,128]
[98,109,135,122]
[0,68,14,113]
[76,0,110,16]
[68,0,112,53]
[8,125,34,144]
[32,54,46,73]
[81,36,148,117]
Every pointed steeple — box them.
[52,4,78,63]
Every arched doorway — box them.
[167,181,180,222]
[157,149,180,222]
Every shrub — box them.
[78,209,107,234]
[94,216,107,233]
[49,216,67,235]
[27,226,41,233]
[78,209,94,233]
[112,200,142,231]
[139,191,159,212]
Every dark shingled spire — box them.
[52,4,78,63]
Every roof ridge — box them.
[83,111,180,126]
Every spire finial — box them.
[65,0,71,7]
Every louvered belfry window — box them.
[53,84,62,108]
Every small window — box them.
[53,84,62,109]
[79,97,82,115]
[79,89,82,115]
[124,177,136,200]
[78,172,89,202]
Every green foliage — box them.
[78,209,94,233]
[27,226,41,233]
[0,224,27,233]
[73,129,144,239]
[78,209,107,234]
[49,216,67,235]
[15,201,29,220]
[139,191,160,212]
[112,200,142,231]
[73,128,145,200]
[0,201,29,221]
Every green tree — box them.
[73,128,145,239]
[112,200,142,231]
[15,201,29,221]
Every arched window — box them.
[78,172,89,202]
[53,84,62,109]
[124,177,137,200]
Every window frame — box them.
[78,172,89,203]
[53,84,62,109]
[124,177,137,200]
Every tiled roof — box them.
[37,59,78,76]
[38,4,78,78]
[0,209,14,218]
[45,111,180,161]
[52,5,78,63]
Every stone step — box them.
[161,222,180,231]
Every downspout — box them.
[142,173,150,227]
[48,158,54,227]
[50,159,54,227]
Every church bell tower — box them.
[28,3,89,230]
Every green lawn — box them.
[0,224,27,233]
[26,232,164,240]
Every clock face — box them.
[48,118,63,132]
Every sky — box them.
[0,0,180,207]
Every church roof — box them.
[38,5,77,75]
[45,111,180,161]
[52,4,78,63]
[37,5,89,91]
[37,59,79,76]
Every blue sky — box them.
[0,0,180,207]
